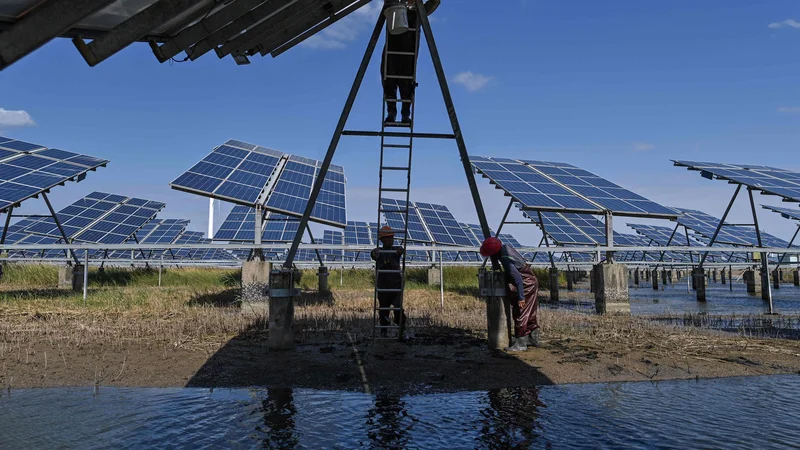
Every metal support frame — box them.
[271,0,373,57]
[699,184,742,266]
[251,204,265,261]
[73,0,206,66]
[494,199,514,237]
[537,211,556,267]
[284,6,493,270]
[604,211,614,263]
[748,188,773,312]
[0,0,115,70]
[42,193,80,265]
[1,206,14,245]
[775,224,800,270]
[304,224,324,266]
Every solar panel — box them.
[214,205,301,242]
[344,221,372,262]
[380,198,431,242]
[322,230,344,262]
[673,161,800,203]
[0,136,108,212]
[20,191,164,245]
[414,203,475,247]
[762,204,800,222]
[471,156,676,218]
[172,140,346,228]
[170,231,206,259]
[672,207,788,247]
[531,211,606,245]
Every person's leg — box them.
[398,80,414,122]
[383,79,398,122]
[378,291,392,336]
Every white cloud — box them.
[302,1,383,50]
[0,108,35,128]
[451,71,492,92]
[768,18,800,29]
[777,106,800,113]
[632,142,655,151]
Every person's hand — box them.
[397,247,405,255]
[518,299,526,309]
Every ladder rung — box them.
[385,75,415,80]
[376,288,404,293]
[375,325,401,329]
[382,166,410,171]
[380,187,408,192]
[387,51,415,56]
[384,122,412,128]
[382,144,411,148]
[375,307,404,311]
[377,269,403,273]
[384,98,413,103]
[377,249,402,253]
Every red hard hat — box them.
[480,237,502,257]
[378,226,395,239]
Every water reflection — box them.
[259,387,299,449]
[479,387,544,449]
[366,394,414,449]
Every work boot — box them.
[505,336,528,352]
[529,330,540,348]
[401,114,411,125]
[385,114,397,124]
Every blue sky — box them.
[1,0,799,246]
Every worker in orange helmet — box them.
[371,226,407,338]
[480,236,540,351]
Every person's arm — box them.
[371,248,379,260]
[424,0,440,15]
[395,246,405,255]
[501,258,526,304]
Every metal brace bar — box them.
[42,192,80,265]
[1,206,13,245]
[699,184,742,266]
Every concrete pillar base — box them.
[633,269,639,287]
[772,270,780,290]
[58,264,84,291]
[594,263,630,315]
[712,270,717,284]
[549,267,559,302]
[693,268,707,302]
[427,267,441,286]
[761,270,771,301]
[651,269,659,290]
[242,260,271,284]
[661,270,668,288]
[721,269,726,285]
[318,266,330,293]
[589,268,595,293]
[268,269,296,350]
[480,270,510,350]
[745,269,761,294]
[566,271,574,291]
[241,260,271,316]
[794,269,800,287]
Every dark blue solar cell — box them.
[125,198,147,207]
[191,161,234,179]
[7,155,52,170]
[172,172,223,194]
[202,152,242,168]
[214,145,250,160]
[0,140,44,152]
[103,193,127,203]
[0,182,40,201]
[0,149,16,160]
[227,170,269,188]
[38,148,78,160]
[215,181,262,203]
[0,164,32,180]
[13,173,63,188]
[39,162,85,177]
[115,205,138,215]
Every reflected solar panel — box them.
[472,156,676,218]
[0,135,108,212]
[21,191,164,244]
[172,140,346,227]
[762,204,800,222]
[415,202,474,246]
[674,161,800,203]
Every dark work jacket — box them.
[371,245,404,288]
[498,245,527,301]
[382,1,439,74]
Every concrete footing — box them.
[794,269,800,287]
[633,269,639,287]
[318,266,329,293]
[651,269,659,290]
[744,269,762,294]
[760,270,771,301]
[594,263,630,315]
[268,269,297,350]
[721,269,726,285]
[712,270,717,284]
[693,268,706,302]
[480,270,510,350]
[549,267,559,302]
[772,269,780,290]
[241,260,271,316]
[427,267,441,286]
[661,270,667,288]
[566,271,574,291]
[58,264,84,291]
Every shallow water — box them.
[1,375,799,449]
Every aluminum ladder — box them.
[372,18,421,341]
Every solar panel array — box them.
[415,203,474,247]
[471,156,677,218]
[0,136,108,212]
[344,221,373,262]
[172,140,346,227]
[762,204,800,222]
[380,199,431,242]
[673,207,789,247]
[20,192,164,245]
[530,211,606,245]
[214,205,301,243]
[673,161,800,203]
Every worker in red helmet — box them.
[480,236,540,351]
[371,226,407,338]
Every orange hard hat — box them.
[378,226,395,239]
[480,237,502,257]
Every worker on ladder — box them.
[371,226,407,337]
[480,237,541,351]
[381,0,441,124]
